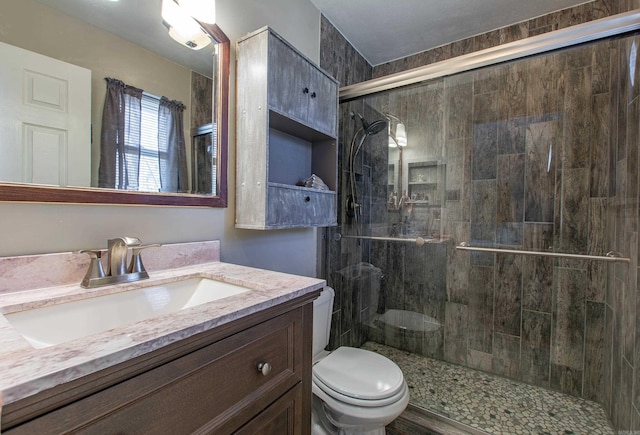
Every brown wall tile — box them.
[524,121,557,223]
[444,302,469,365]
[584,301,606,401]
[552,267,587,370]
[494,254,522,336]
[468,266,494,353]
[521,310,552,385]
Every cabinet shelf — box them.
[269,110,334,142]
[406,200,440,207]
[268,181,336,195]
[408,182,437,187]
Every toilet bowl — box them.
[312,287,409,435]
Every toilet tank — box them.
[313,286,335,359]
[335,262,382,319]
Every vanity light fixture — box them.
[161,0,215,50]
[386,113,407,148]
[388,122,398,148]
[395,122,407,147]
[179,0,216,24]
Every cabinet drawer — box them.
[235,384,303,435]
[267,185,336,228]
[7,308,305,435]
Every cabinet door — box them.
[307,66,337,137]
[268,34,309,123]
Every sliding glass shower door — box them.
[325,30,640,432]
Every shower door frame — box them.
[340,9,640,102]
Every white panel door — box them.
[0,42,91,186]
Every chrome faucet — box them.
[80,237,160,288]
[107,236,141,276]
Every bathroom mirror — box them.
[0,0,229,207]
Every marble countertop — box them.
[0,261,325,410]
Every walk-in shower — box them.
[325,10,640,434]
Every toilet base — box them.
[311,395,392,435]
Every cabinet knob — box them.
[304,196,311,202]
[257,362,272,376]
[303,87,309,94]
[310,92,316,98]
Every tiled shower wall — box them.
[320,1,640,432]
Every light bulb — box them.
[168,26,211,50]
[388,135,397,148]
[396,123,407,147]
[162,0,211,50]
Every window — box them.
[114,92,165,192]
[100,77,188,193]
[138,93,162,192]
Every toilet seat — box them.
[312,347,405,407]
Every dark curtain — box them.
[98,78,143,190]
[158,97,188,193]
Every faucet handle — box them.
[107,236,142,276]
[129,244,161,274]
[107,236,141,247]
[79,249,106,288]
[124,236,141,246]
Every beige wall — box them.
[0,0,323,278]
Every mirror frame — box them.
[0,23,229,208]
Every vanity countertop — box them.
[0,261,325,409]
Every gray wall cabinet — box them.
[236,27,338,229]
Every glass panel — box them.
[325,32,635,433]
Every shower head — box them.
[353,113,388,136]
[366,119,388,136]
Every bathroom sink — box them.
[5,278,250,349]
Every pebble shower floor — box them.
[362,342,614,435]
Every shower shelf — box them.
[456,242,630,263]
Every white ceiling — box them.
[310,0,593,66]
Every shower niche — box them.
[407,161,444,205]
[387,154,446,238]
[236,27,338,229]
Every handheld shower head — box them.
[365,119,388,136]
[347,113,388,228]
[352,113,388,136]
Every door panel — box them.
[0,41,91,186]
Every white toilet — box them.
[311,287,410,435]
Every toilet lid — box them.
[312,347,405,400]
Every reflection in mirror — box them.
[0,0,228,207]
[386,114,446,238]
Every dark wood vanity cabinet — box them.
[2,295,316,435]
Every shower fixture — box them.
[346,112,387,225]
[354,112,388,136]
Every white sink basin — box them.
[5,278,250,349]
